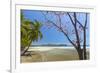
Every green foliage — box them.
[21,12,43,50]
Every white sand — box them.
[21,47,89,63]
[28,46,74,52]
[29,46,89,52]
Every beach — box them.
[21,47,89,63]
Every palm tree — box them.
[21,11,43,55]
[21,12,30,51]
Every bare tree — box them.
[41,11,88,60]
[76,13,88,60]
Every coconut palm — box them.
[21,12,31,51]
[21,12,43,55]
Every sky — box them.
[21,10,90,46]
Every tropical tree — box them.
[21,11,43,56]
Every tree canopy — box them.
[21,11,43,55]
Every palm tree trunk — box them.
[21,39,33,56]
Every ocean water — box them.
[29,46,89,52]
[30,45,90,48]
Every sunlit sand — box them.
[21,47,89,63]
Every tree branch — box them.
[67,12,75,26]
[85,13,88,28]
[73,12,81,48]
[76,19,84,29]
[42,12,78,49]
[46,19,77,49]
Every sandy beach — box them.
[21,47,89,63]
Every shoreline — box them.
[29,46,89,52]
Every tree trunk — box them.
[83,28,87,60]
[76,48,83,60]
[21,40,33,56]
[79,49,83,60]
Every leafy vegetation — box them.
[21,11,43,55]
